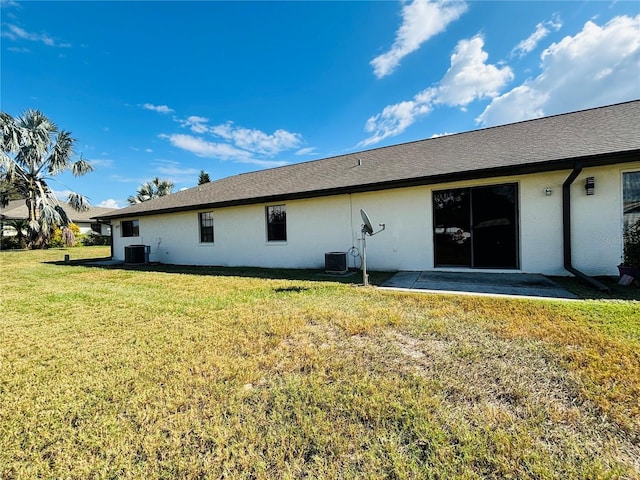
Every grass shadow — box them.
[45,257,395,287]
[550,275,640,301]
[44,254,639,300]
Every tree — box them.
[0,109,93,248]
[198,170,211,185]
[0,179,21,207]
[127,177,174,205]
[6,219,28,249]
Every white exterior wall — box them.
[349,187,433,271]
[76,222,111,236]
[572,165,635,275]
[111,161,639,276]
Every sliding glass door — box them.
[623,171,640,229]
[433,183,519,268]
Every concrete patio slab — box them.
[380,271,578,300]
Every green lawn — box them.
[1,247,639,479]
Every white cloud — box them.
[239,158,289,168]
[511,15,562,58]
[371,0,468,78]
[52,189,73,201]
[142,103,174,114]
[162,133,251,161]
[430,132,455,138]
[170,113,305,166]
[1,23,70,47]
[178,116,303,156]
[211,122,303,156]
[361,96,434,147]
[181,115,210,133]
[361,35,511,146]
[145,148,153,153]
[97,199,122,209]
[296,147,317,156]
[136,160,203,188]
[162,133,289,168]
[153,160,200,177]
[110,174,139,183]
[478,15,640,127]
[435,36,513,106]
[89,158,114,169]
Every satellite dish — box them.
[359,208,386,286]
[360,209,373,235]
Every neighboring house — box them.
[0,201,114,237]
[97,100,640,278]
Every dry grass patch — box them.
[431,296,640,437]
[1,247,638,478]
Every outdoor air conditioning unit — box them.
[325,252,348,274]
[124,244,149,264]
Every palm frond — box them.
[128,177,174,204]
[28,218,40,233]
[48,130,75,175]
[0,151,17,179]
[18,110,55,161]
[67,192,91,212]
[0,112,20,153]
[7,218,28,232]
[54,204,70,226]
[38,203,65,231]
[70,155,93,176]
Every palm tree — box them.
[127,177,174,205]
[6,219,29,249]
[0,109,93,248]
[0,179,21,207]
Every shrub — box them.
[81,232,111,246]
[0,235,21,250]
[50,223,81,248]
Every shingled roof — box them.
[0,200,115,223]
[99,100,640,220]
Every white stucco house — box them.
[1,201,113,236]
[97,101,640,285]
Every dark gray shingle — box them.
[99,100,640,220]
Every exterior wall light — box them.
[544,187,552,196]
[585,176,595,195]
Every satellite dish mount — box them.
[360,209,385,286]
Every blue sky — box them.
[2,0,639,209]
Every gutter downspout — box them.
[562,161,610,293]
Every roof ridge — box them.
[96,99,640,220]
[225,99,640,179]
